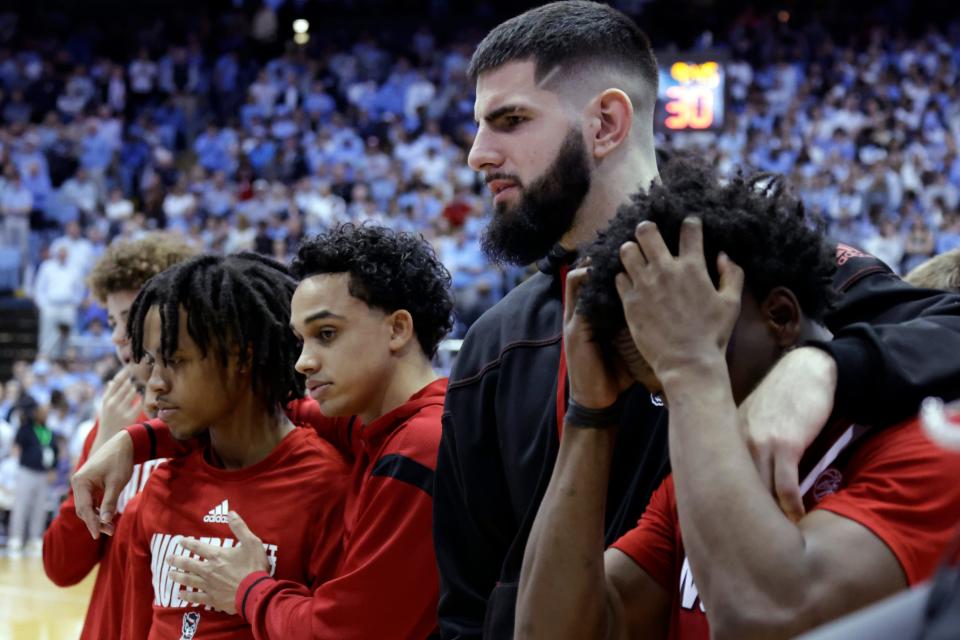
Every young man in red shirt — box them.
[42,233,196,640]
[514,159,960,639]
[75,224,454,638]
[120,253,347,639]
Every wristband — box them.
[565,396,625,428]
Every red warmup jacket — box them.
[126,382,446,639]
[42,413,160,640]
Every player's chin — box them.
[168,421,203,441]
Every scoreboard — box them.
[656,59,726,132]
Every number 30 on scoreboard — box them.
[657,60,725,132]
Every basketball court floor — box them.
[0,556,92,639]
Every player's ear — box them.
[587,88,634,160]
[385,309,416,354]
[760,287,803,348]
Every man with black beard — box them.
[434,3,960,640]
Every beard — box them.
[480,127,592,265]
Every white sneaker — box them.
[6,538,22,558]
[25,539,42,557]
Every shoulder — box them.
[452,272,563,384]
[830,242,894,292]
[381,403,444,470]
[282,428,349,476]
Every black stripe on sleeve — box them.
[370,454,434,497]
[240,575,273,622]
[143,422,157,461]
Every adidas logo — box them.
[202,500,231,524]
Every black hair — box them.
[128,252,303,411]
[291,224,454,357]
[579,156,837,348]
[468,1,658,92]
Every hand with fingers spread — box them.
[564,267,633,410]
[167,511,269,614]
[92,365,144,454]
[614,218,744,379]
[71,429,134,539]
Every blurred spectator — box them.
[33,246,85,355]
[7,395,58,557]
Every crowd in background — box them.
[1,1,960,547]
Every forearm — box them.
[515,424,617,640]
[42,497,106,585]
[663,361,812,637]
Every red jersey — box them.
[124,382,446,639]
[122,427,347,640]
[42,413,159,640]
[612,418,960,640]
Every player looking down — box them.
[43,233,196,640]
[120,253,347,639]
[514,159,960,640]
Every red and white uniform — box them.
[122,428,347,640]
[612,418,960,640]
[43,414,160,640]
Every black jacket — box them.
[434,244,960,640]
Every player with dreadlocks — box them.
[43,232,196,640]
[515,157,960,639]
[120,253,347,640]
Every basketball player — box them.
[435,3,960,636]
[515,159,960,639]
[43,233,195,640]
[120,252,347,639]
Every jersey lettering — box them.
[149,533,279,611]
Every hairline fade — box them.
[468,1,659,99]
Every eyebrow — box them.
[477,104,526,125]
[292,310,346,329]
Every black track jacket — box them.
[434,243,960,639]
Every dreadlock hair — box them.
[127,252,303,412]
[291,224,454,358]
[87,232,197,303]
[468,1,658,109]
[579,155,837,351]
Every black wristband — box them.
[565,396,625,429]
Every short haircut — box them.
[87,233,197,303]
[291,224,454,358]
[579,156,837,348]
[468,1,658,106]
[128,253,303,411]
[905,249,960,292]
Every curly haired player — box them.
[77,224,455,639]
[43,232,196,640]
[516,158,960,639]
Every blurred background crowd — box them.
[1,0,959,549]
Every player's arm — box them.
[43,423,108,586]
[517,267,669,639]
[816,249,960,426]
[516,426,670,640]
[617,223,907,639]
[237,453,440,640]
[667,361,907,639]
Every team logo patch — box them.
[180,611,200,639]
[835,244,869,266]
[813,468,843,501]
